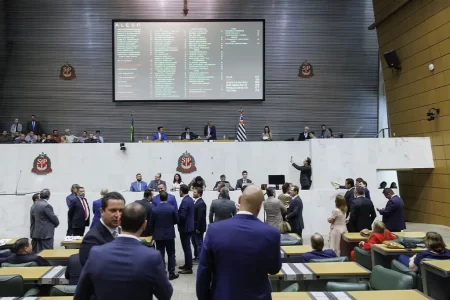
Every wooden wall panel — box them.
[373,0,450,226]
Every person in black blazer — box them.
[26,115,43,136]
[150,191,179,280]
[298,126,311,141]
[286,185,304,237]
[135,189,155,237]
[192,187,207,260]
[79,192,125,267]
[67,187,90,236]
[65,253,82,285]
[291,157,312,190]
[181,127,197,140]
[235,170,252,190]
[203,121,217,140]
[349,187,376,232]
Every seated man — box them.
[130,173,148,192]
[15,133,28,144]
[181,127,197,140]
[62,129,78,143]
[94,130,104,143]
[213,175,233,191]
[52,130,62,143]
[25,131,39,143]
[149,173,166,190]
[7,238,50,266]
[151,126,167,141]
[84,133,98,143]
[301,233,337,262]
[189,176,206,191]
[0,130,12,144]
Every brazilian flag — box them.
[130,113,135,142]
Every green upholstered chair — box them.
[0,274,39,297]
[50,285,77,296]
[310,256,348,263]
[0,249,11,257]
[326,281,370,292]
[354,247,372,270]
[391,259,420,290]
[281,283,299,292]
[1,262,38,267]
[280,239,303,246]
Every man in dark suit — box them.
[377,188,406,232]
[79,192,125,267]
[7,238,50,266]
[197,185,281,300]
[65,253,82,285]
[181,127,197,140]
[74,203,173,300]
[213,174,233,191]
[286,185,304,237]
[150,191,179,280]
[149,173,167,190]
[31,189,60,253]
[298,126,311,141]
[301,233,337,262]
[235,170,252,190]
[291,157,312,190]
[135,189,154,237]
[349,187,376,232]
[192,187,207,260]
[209,187,236,223]
[30,193,39,245]
[67,186,90,236]
[204,121,217,140]
[26,114,43,136]
[178,184,195,274]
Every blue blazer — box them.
[90,199,101,229]
[150,202,179,240]
[178,195,194,233]
[204,125,217,140]
[130,181,148,192]
[153,193,178,211]
[65,254,82,285]
[66,193,77,207]
[379,195,406,232]
[151,132,167,141]
[301,249,337,262]
[196,214,281,300]
[79,222,115,267]
[75,237,173,300]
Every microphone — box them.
[15,170,22,196]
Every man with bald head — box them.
[196,185,281,300]
[301,233,337,262]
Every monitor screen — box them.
[113,20,265,101]
[268,175,285,185]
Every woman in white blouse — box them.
[171,173,184,191]
[262,126,273,141]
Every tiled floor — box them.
[168,222,450,300]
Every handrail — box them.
[374,128,390,138]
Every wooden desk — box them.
[371,243,450,268]
[0,266,68,285]
[39,249,79,266]
[271,290,429,300]
[0,237,19,249]
[61,236,153,249]
[280,246,312,262]
[395,232,426,238]
[269,262,370,291]
[421,260,450,300]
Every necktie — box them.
[32,121,35,130]
[138,182,141,191]
[15,124,18,132]
[80,198,88,220]
[112,229,119,238]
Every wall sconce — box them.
[427,108,440,121]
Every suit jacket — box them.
[30,203,36,238]
[194,198,207,233]
[26,120,43,135]
[209,198,236,223]
[31,200,60,240]
[10,123,22,134]
[181,132,196,140]
[235,178,253,190]
[292,163,312,188]
[150,202,179,240]
[213,180,232,191]
[350,197,376,232]
[149,180,167,190]
[344,187,356,217]
[130,181,148,192]
[75,237,173,300]
[178,195,195,233]
[151,132,167,141]
[66,193,77,207]
[65,253,82,285]
[301,249,337,262]
[68,197,90,231]
[204,125,217,140]
[196,214,281,300]
[90,198,101,229]
[79,221,115,267]
[152,193,178,210]
[286,195,304,232]
[298,132,311,141]
[135,199,154,237]
[6,253,50,266]
[379,195,406,232]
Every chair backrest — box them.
[0,275,24,297]
[1,262,38,267]
[326,281,370,292]
[0,249,11,257]
[281,283,299,292]
[50,285,77,296]
[390,259,418,289]
[370,265,414,290]
[280,240,303,246]
[310,256,348,263]
[354,246,372,270]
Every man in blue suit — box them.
[301,233,337,262]
[150,191,179,280]
[66,184,79,207]
[178,184,194,274]
[74,203,173,300]
[152,184,178,210]
[377,188,406,232]
[90,188,108,229]
[130,173,148,192]
[151,126,167,141]
[203,121,217,140]
[196,185,281,300]
[135,189,155,237]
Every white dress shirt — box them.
[117,233,141,241]
[100,218,119,237]
[237,211,253,216]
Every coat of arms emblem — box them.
[32,152,53,175]
[298,61,314,78]
[59,63,76,80]
[176,151,197,173]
